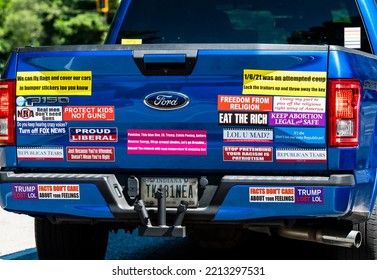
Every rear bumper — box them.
[0,171,374,224]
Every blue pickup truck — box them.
[1,0,377,260]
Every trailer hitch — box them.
[134,187,188,237]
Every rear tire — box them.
[35,217,109,260]
[336,198,377,259]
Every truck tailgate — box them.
[14,44,329,172]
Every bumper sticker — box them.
[17,106,63,122]
[66,146,115,162]
[223,146,273,162]
[218,95,272,111]
[127,129,207,155]
[249,187,324,204]
[63,106,114,121]
[243,69,327,96]
[274,127,325,144]
[69,127,118,142]
[17,147,64,161]
[269,112,325,126]
[16,71,92,96]
[276,148,326,162]
[12,183,80,200]
[218,112,268,126]
[223,128,273,142]
[273,96,326,113]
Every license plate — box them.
[140,177,198,208]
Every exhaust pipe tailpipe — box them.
[276,227,362,248]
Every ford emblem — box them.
[144,91,190,110]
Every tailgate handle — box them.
[133,50,197,76]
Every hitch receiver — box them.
[134,187,188,237]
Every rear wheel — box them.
[35,217,109,260]
[336,199,377,259]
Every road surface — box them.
[0,206,337,260]
[0,208,35,257]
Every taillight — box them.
[328,79,361,147]
[0,80,16,145]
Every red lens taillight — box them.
[328,79,361,147]
[0,80,16,145]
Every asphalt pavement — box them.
[0,206,340,260]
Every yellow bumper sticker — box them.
[121,39,142,45]
[243,70,327,96]
[16,71,92,96]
